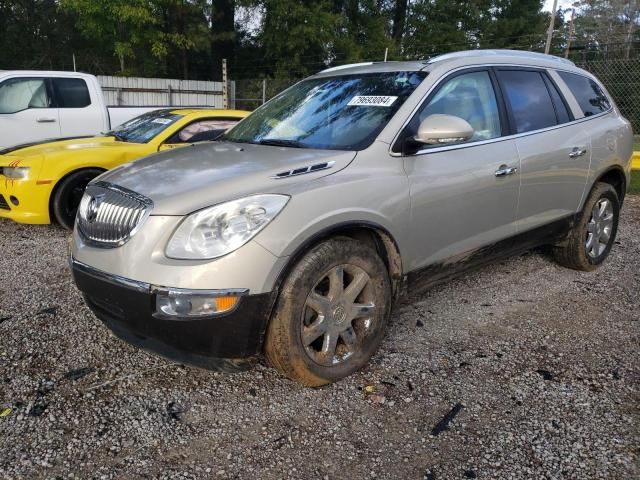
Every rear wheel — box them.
[553,182,620,271]
[51,169,103,230]
[265,237,391,386]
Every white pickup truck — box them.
[0,71,166,149]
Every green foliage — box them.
[630,170,640,195]
[0,0,636,81]
[59,0,211,77]
[259,0,342,76]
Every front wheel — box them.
[265,237,391,386]
[553,182,620,271]
[51,169,103,230]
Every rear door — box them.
[495,68,591,232]
[0,76,60,148]
[52,77,106,138]
[397,68,521,270]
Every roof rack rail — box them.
[426,49,575,66]
[320,62,374,73]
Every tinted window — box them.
[545,77,572,124]
[413,70,502,143]
[53,78,91,108]
[0,78,50,113]
[558,71,611,117]
[223,71,427,151]
[498,70,557,133]
[175,118,240,142]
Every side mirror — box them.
[414,114,474,146]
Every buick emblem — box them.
[86,194,104,223]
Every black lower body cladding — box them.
[71,260,276,372]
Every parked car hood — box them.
[0,136,143,158]
[96,141,357,216]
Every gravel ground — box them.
[0,196,638,480]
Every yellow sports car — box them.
[0,108,249,228]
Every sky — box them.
[543,0,578,11]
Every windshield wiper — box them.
[258,139,307,148]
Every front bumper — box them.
[0,179,52,224]
[71,258,277,372]
[0,156,50,224]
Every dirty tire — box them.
[553,181,620,271]
[264,237,391,386]
[51,169,103,230]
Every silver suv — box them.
[70,50,633,386]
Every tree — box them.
[210,0,236,79]
[392,0,408,41]
[255,0,342,76]
[571,0,639,60]
[60,0,211,77]
[481,0,548,51]
[0,0,83,70]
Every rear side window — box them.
[0,78,50,113]
[53,78,91,108]
[497,70,557,134]
[557,71,611,117]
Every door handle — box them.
[495,165,518,177]
[36,117,56,123]
[568,147,587,158]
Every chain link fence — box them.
[7,51,637,132]
[233,59,640,134]
[233,78,298,111]
[577,59,640,133]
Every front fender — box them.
[253,171,411,265]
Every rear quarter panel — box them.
[585,111,633,204]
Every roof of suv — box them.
[312,49,580,78]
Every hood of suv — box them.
[95,141,356,215]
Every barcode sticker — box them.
[152,118,172,124]
[347,96,398,107]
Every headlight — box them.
[1,167,30,179]
[166,194,289,259]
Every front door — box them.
[0,77,60,149]
[399,69,521,271]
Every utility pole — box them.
[222,58,228,109]
[564,8,576,59]
[545,0,559,54]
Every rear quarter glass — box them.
[557,71,611,116]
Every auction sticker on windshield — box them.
[347,96,398,107]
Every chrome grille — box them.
[77,181,153,247]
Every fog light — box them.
[153,287,246,319]
[9,196,18,206]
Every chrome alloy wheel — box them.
[586,198,614,259]
[301,264,377,367]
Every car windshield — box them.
[222,71,427,151]
[109,110,183,143]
